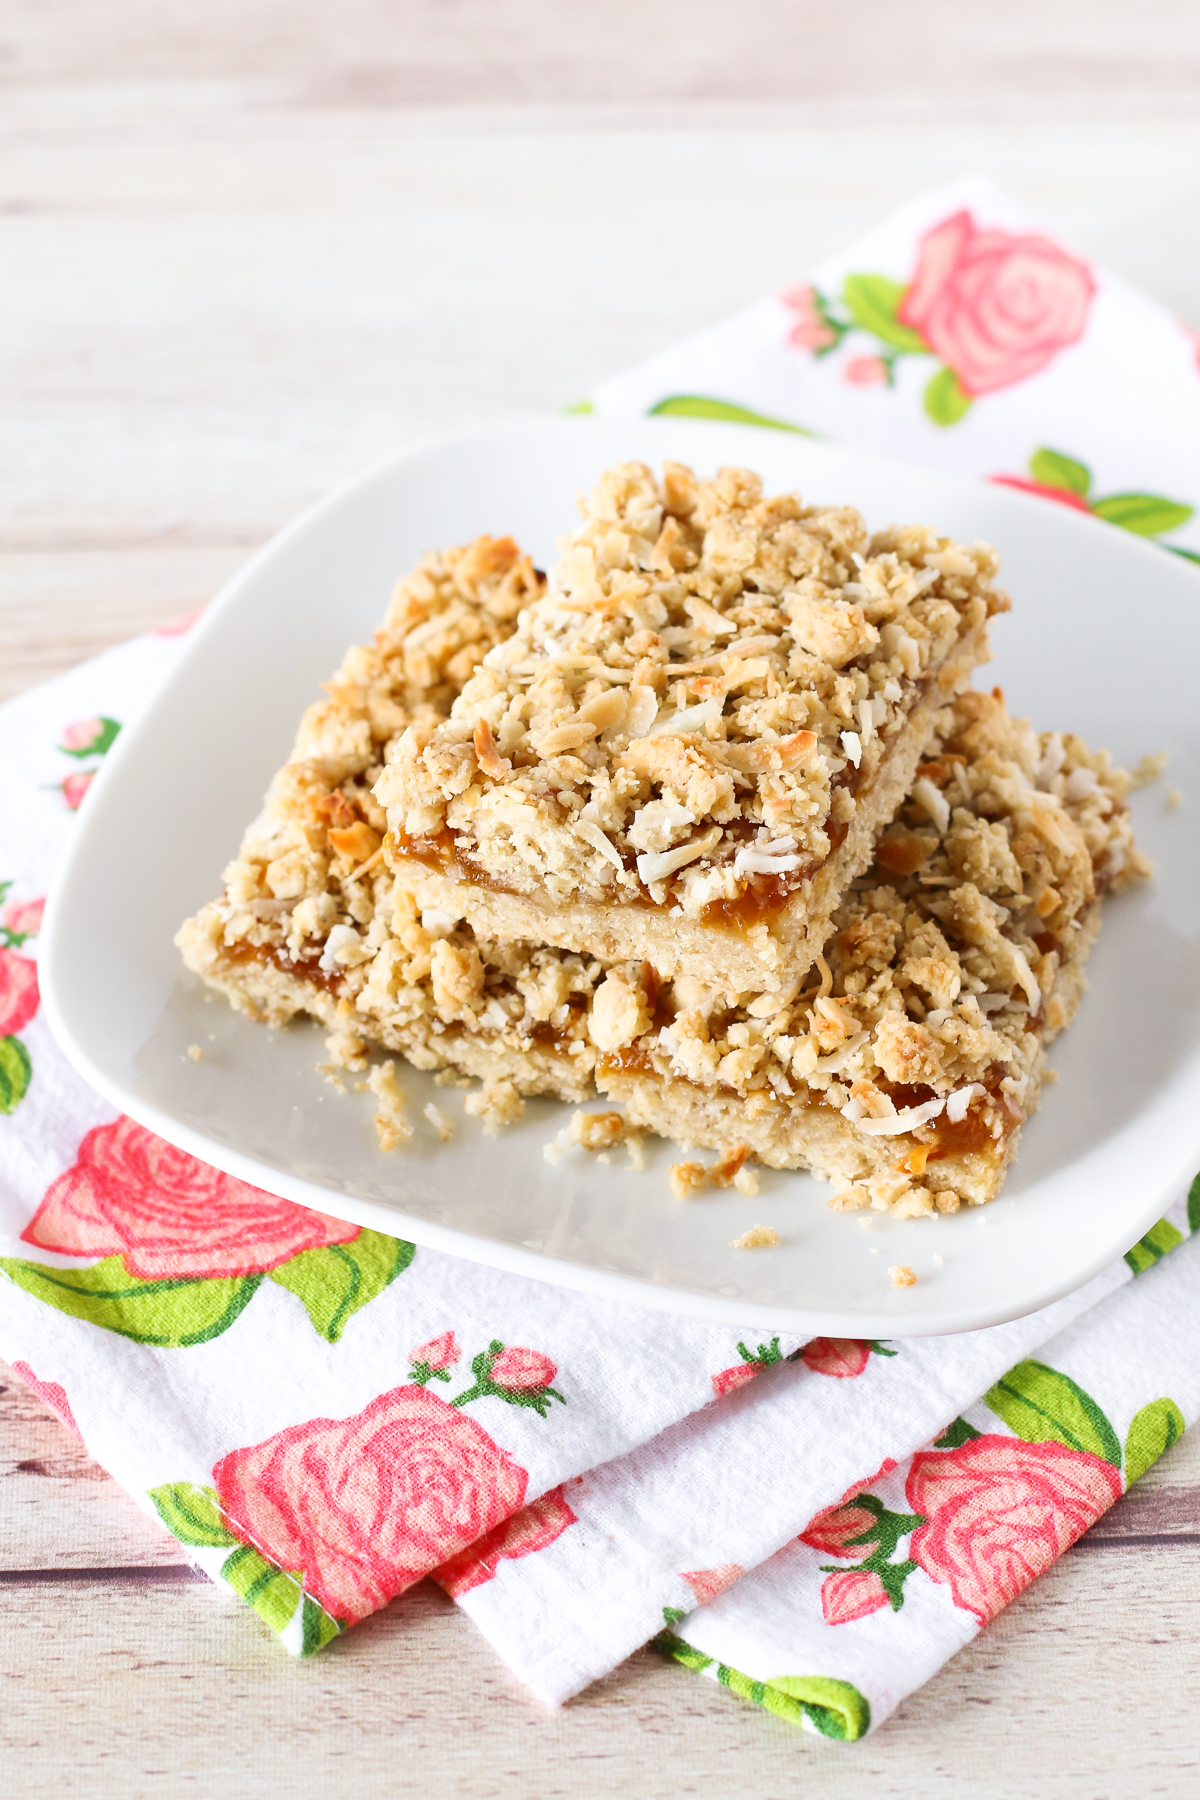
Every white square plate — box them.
[40,417,1200,1336]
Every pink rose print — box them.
[214,1385,530,1622]
[437,1485,576,1598]
[843,355,889,387]
[898,210,1094,398]
[490,1347,557,1393]
[0,949,39,1037]
[905,1434,1122,1625]
[801,1338,872,1380]
[23,1116,358,1280]
[2,896,45,939]
[781,283,837,352]
[681,1563,745,1607]
[60,718,103,752]
[58,716,120,760]
[801,1495,882,1559]
[820,1566,890,1626]
[800,1460,897,1556]
[711,1335,793,1399]
[10,1360,83,1442]
[410,1330,459,1376]
[711,1362,762,1400]
[61,771,95,811]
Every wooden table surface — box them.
[3,6,1200,1792]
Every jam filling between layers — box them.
[596,1045,1012,1165]
[385,759,865,933]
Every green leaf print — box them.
[653,1638,872,1742]
[0,1036,32,1114]
[301,1595,344,1655]
[149,1482,240,1550]
[841,275,927,355]
[266,1231,414,1343]
[923,366,972,427]
[1189,1171,1200,1236]
[1029,447,1091,497]
[1124,1398,1186,1488]
[984,1360,1121,1470]
[648,395,815,434]
[1124,1217,1184,1275]
[934,1415,982,1449]
[1091,493,1194,536]
[0,1254,262,1345]
[759,1674,872,1742]
[221,1542,306,1635]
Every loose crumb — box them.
[434,1068,473,1089]
[889,1263,918,1288]
[366,1060,413,1150]
[1167,789,1183,811]
[324,1026,369,1073]
[185,1044,204,1062]
[1130,750,1168,790]
[465,1077,524,1134]
[670,1145,758,1200]
[711,1144,749,1188]
[574,1110,626,1153]
[625,1133,646,1172]
[317,1064,347,1092]
[731,1224,781,1250]
[422,1101,454,1142]
[669,1160,711,1201]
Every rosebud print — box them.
[490,1347,557,1393]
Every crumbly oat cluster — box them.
[176,536,546,1044]
[375,462,1007,915]
[595,690,1145,1212]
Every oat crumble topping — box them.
[376,461,1006,918]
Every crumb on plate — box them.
[464,1077,524,1134]
[889,1263,917,1288]
[366,1059,412,1150]
[669,1160,711,1201]
[422,1101,454,1142]
[185,1043,204,1062]
[1130,750,1168,789]
[731,1224,781,1249]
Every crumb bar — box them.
[176,536,598,1102]
[595,690,1146,1214]
[375,461,1004,994]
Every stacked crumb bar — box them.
[180,460,1145,1215]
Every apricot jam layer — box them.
[225,940,344,996]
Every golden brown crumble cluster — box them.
[375,462,1007,914]
[590,689,1143,1151]
[182,537,540,983]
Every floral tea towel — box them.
[591,175,1200,565]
